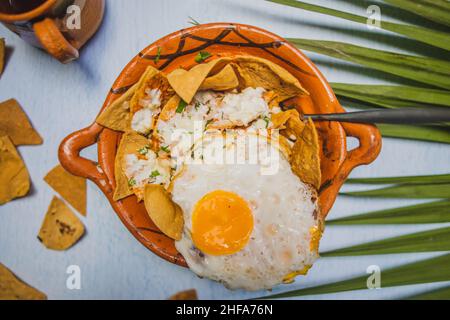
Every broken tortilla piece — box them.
[0,135,30,205]
[130,66,173,114]
[0,99,43,146]
[0,263,47,300]
[96,82,138,132]
[233,56,308,102]
[44,165,87,216]
[168,289,198,300]
[113,131,151,201]
[167,58,230,104]
[38,196,85,251]
[199,64,239,91]
[144,184,184,241]
[167,55,307,105]
[289,118,321,190]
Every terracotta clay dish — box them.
[59,23,382,267]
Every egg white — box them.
[173,134,320,291]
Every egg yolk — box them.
[192,190,254,256]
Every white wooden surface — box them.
[0,0,449,300]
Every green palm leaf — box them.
[341,183,450,199]
[326,200,450,225]
[406,285,450,300]
[268,0,450,51]
[261,254,450,299]
[341,183,450,198]
[384,0,450,27]
[378,124,450,144]
[331,83,450,108]
[321,226,450,257]
[346,174,450,185]
[288,38,450,90]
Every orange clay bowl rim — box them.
[0,0,57,23]
[59,23,382,267]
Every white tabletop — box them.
[0,0,449,300]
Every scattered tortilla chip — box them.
[144,184,183,240]
[158,94,181,122]
[96,82,138,132]
[233,56,308,101]
[0,38,4,76]
[0,263,47,300]
[0,135,30,205]
[290,118,321,190]
[200,64,239,91]
[38,196,85,251]
[169,289,198,300]
[130,66,173,114]
[0,99,43,146]
[113,132,150,201]
[168,58,230,104]
[44,165,87,216]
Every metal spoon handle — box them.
[305,108,450,124]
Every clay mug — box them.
[0,0,105,63]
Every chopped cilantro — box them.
[138,146,150,155]
[176,99,188,113]
[160,145,170,153]
[194,102,201,111]
[195,51,212,63]
[150,170,160,178]
[128,179,136,187]
[188,16,200,26]
[263,116,271,128]
[154,47,162,64]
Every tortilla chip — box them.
[271,110,301,130]
[144,184,183,240]
[38,196,85,251]
[263,90,280,109]
[44,165,87,216]
[290,118,321,190]
[0,263,47,300]
[0,135,30,205]
[113,132,150,201]
[0,99,43,146]
[168,55,306,104]
[0,38,4,76]
[169,289,198,300]
[159,94,181,122]
[96,83,138,132]
[233,56,308,102]
[200,64,239,91]
[277,135,293,160]
[168,58,230,104]
[130,66,172,114]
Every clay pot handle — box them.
[33,18,79,63]
[58,123,111,194]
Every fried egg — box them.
[173,133,320,291]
